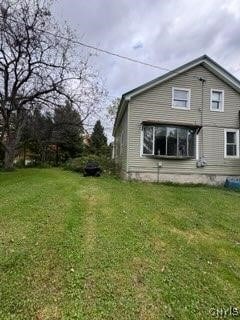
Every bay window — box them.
[142,125,196,158]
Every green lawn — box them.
[0,169,240,320]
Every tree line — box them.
[0,100,110,167]
[0,0,107,169]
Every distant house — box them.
[113,55,240,184]
[83,133,91,147]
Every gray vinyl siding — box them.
[114,107,128,173]
[127,65,240,176]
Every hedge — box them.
[64,155,118,176]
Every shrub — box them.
[14,159,26,168]
[64,155,118,176]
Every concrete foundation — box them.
[126,171,240,185]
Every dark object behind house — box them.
[64,155,118,176]
[84,161,102,177]
[224,178,240,190]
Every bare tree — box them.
[0,0,105,169]
[107,97,120,124]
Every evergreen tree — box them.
[0,0,105,169]
[20,109,54,164]
[19,102,84,165]
[52,101,84,163]
[89,120,109,156]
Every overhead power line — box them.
[0,15,171,72]
[51,34,171,71]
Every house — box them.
[113,55,240,184]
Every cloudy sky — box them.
[53,0,240,136]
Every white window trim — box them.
[196,134,199,160]
[172,87,191,110]
[210,89,224,112]
[224,128,239,159]
[141,125,196,158]
[140,128,143,157]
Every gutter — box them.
[141,120,202,130]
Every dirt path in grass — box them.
[81,186,99,254]
[80,185,101,317]
[79,182,162,320]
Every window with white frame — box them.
[210,90,224,112]
[142,125,196,157]
[224,129,239,158]
[172,87,190,109]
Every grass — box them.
[0,169,240,320]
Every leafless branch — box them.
[0,0,106,168]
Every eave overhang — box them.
[113,55,240,136]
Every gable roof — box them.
[113,55,240,136]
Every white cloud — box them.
[221,0,240,18]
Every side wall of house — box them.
[114,107,128,176]
[127,65,240,183]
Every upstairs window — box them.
[211,89,224,112]
[142,125,196,158]
[224,129,239,158]
[172,87,191,109]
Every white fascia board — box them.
[124,60,204,100]
[203,61,240,92]
[124,59,240,100]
